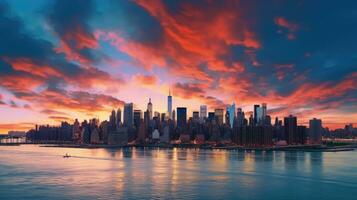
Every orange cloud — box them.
[133,74,158,86]
[0,123,35,133]
[55,26,99,65]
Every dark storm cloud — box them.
[45,0,99,64]
[0,1,125,111]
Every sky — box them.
[0,0,357,133]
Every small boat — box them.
[63,153,71,158]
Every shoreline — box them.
[2,142,356,152]
[35,143,357,152]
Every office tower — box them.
[147,98,153,120]
[309,118,322,144]
[262,103,267,120]
[172,110,176,122]
[297,125,307,144]
[214,108,224,125]
[249,114,254,126]
[225,110,230,127]
[137,119,146,143]
[208,112,215,122]
[144,110,149,128]
[193,111,199,121]
[265,115,272,126]
[236,108,245,127]
[133,110,142,129]
[199,105,207,119]
[227,103,236,128]
[116,108,121,127]
[177,107,187,128]
[274,117,279,127]
[72,119,80,140]
[124,103,133,128]
[167,89,172,119]
[254,104,260,125]
[161,113,166,122]
[109,109,116,131]
[284,115,297,145]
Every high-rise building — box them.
[214,109,224,125]
[309,118,322,144]
[262,103,267,120]
[256,107,263,125]
[254,104,260,125]
[116,108,121,127]
[193,111,199,121]
[172,109,176,122]
[227,103,236,128]
[109,109,116,131]
[124,103,133,128]
[147,98,153,120]
[284,115,297,145]
[168,89,172,119]
[161,113,166,122]
[177,107,187,128]
[133,110,142,129]
[199,105,207,119]
[236,108,245,127]
[208,112,215,122]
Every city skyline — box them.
[1,0,357,133]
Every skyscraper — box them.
[109,109,116,131]
[124,103,133,128]
[167,89,172,119]
[133,110,142,129]
[116,108,121,127]
[199,105,207,119]
[214,109,224,125]
[262,103,267,120]
[147,98,153,120]
[208,112,215,122]
[227,103,236,128]
[254,104,260,125]
[284,115,297,145]
[177,107,187,128]
[309,118,322,144]
[236,108,245,127]
[193,111,199,121]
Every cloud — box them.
[0,123,35,133]
[275,17,299,40]
[48,116,73,122]
[133,74,158,86]
[46,0,99,64]
[40,109,68,116]
[17,87,125,113]
[173,82,226,108]
[96,0,260,83]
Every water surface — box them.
[0,145,356,199]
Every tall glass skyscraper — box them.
[168,89,172,119]
[176,107,187,128]
[227,103,236,128]
[199,105,207,119]
[124,103,133,128]
[147,98,153,120]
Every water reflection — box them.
[0,145,355,200]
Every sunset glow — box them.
[0,0,356,133]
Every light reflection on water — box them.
[0,145,356,200]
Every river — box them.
[0,145,356,199]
